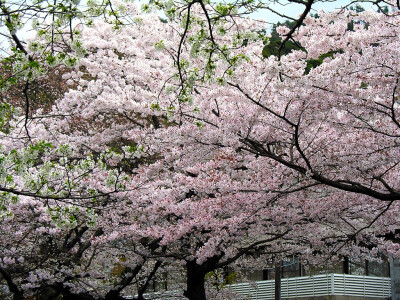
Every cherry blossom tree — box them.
[1,0,400,300]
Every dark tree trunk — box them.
[12,292,24,300]
[343,256,349,274]
[274,260,282,300]
[0,268,24,300]
[184,261,207,300]
[103,290,126,300]
[41,284,96,300]
[262,268,269,280]
[62,292,96,300]
[37,286,60,300]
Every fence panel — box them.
[228,273,391,299]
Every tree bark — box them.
[0,267,24,300]
[275,261,282,300]
[183,261,207,300]
[38,283,96,300]
[343,257,349,274]
[104,265,143,300]
[62,292,95,300]
[137,260,162,300]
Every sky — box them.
[251,0,374,24]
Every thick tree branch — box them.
[278,0,314,60]
[0,267,24,300]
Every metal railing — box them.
[228,273,391,299]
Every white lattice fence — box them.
[228,274,391,299]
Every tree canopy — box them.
[1,0,400,299]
